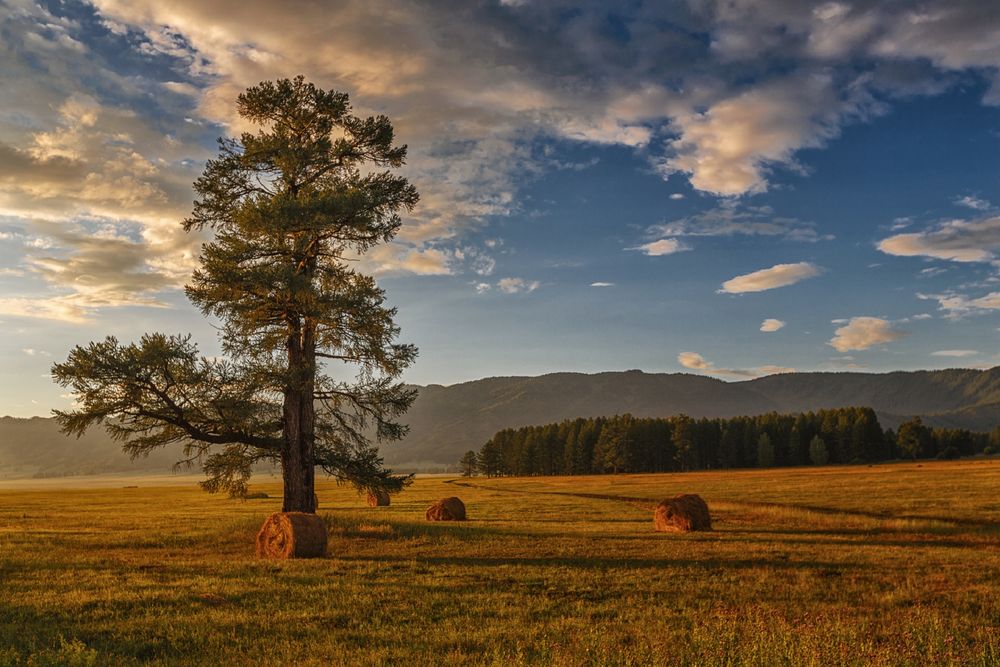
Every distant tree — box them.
[51,77,419,511]
[593,414,632,473]
[459,450,479,477]
[478,439,503,477]
[756,433,775,468]
[809,436,829,466]
[672,414,696,471]
[896,417,930,460]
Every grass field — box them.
[2,460,999,666]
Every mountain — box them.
[0,416,181,479]
[384,368,1000,467]
[2,367,999,477]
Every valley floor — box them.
[1,460,998,665]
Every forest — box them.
[470,409,996,477]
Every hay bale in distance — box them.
[426,496,466,521]
[653,494,712,532]
[255,512,328,559]
[367,490,391,507]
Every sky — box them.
[2,0,1000,416]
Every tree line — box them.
[459,409,997,477]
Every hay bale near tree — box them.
[653,494,711,532]
[426,497,466,521]
[255,512,328,559]
[367,490,391,507]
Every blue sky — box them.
[2,0,1000,415]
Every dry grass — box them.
[1,460,999,665]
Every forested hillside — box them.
[475,409,993,477]
[385,368,1000,466]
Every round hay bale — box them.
[425,496,466,521]
[366,490,391,507]
[255,512,328,559]
[653,494,711,533]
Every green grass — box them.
[2,460,999,665]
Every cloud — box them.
[720,262,821,294]
[932,349,978,357]
[650,201,830,242]
[590,282,614,288]
[633,238,690,256]
[677,351,712,371]
[669,193,685,200]
[878,216,1000,263]
[391,247,453,276]
[661,72,881,195]
[2,0,1000,319]
[829,317,905,352]
[0,220,177,322]
[919,291,1000,318]
[497,277,540,294]
[760,318,786,332]
[955,195,992,211]
[678,351,794,378]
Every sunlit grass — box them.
[1,460,999,665]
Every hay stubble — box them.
[1,460,998,665]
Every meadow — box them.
[1,460,998,666]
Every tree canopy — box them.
[53,77,418,511]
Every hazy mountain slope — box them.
[0,417,180,479]
[745,368,1000,418]
[3,367,999,476]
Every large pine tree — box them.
[52,77,418,512]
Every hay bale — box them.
[653,494,711,532]
[255,512,328,559]
[425,496,466,521]
[366,490,391,507]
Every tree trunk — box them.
[282,319,317,513]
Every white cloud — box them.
[919,291,1000,318]
[829,317,905,352]
[955,195,992,211]
[497,277,540,294]
[590,282,614,288]
[669,193,685,200]
[760,318,786,332]
[633,238,690,256]
[877,216,1000,263]
[720,262,821,294]
[932,349,978,357]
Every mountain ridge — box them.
[2,367,998,477]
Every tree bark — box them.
[282,318,317,513]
